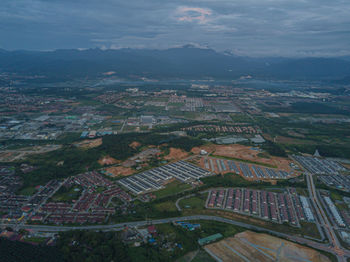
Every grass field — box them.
[154,201,178,212]
[299,222,322,239]
[179,193,208,211]
[192,250,216,262]
[154,180,191,199]
[17,186,36,196]
[330,191,343,201]
[22,236,47,244]
[51,185,82,202]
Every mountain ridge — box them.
[0,46,349,80]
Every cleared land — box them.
[164,147,189,161]
[205,230,330,262]
[0,145,61,162]
[74,138,102,149]
[192,144,294,172]
[104,165,134,177]
[98,155,119,165]
[129,141,141,149]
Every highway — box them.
[2,214,350,260]
[306,172,348,262]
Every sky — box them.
[1,0,350,57]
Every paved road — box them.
[2,214,350,259]
[175,194,195,211]
[306,172,348,262]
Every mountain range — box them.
[1,45,350,81]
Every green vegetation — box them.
[166,137,204,152]
[299,222,322,239]
[57,231,129,262]
[22,146,101,187]
[110,200,181,223]
[22,236,48,244]
[154,201,178,213]
[330,191,343,201]
[285,144,350,159]
[56,221,243,262]
[261,140,287,157]
[0,237,63,262]
[51,185,82,202]
[18,132,204,188]
[277,102,349,115]
[179,193,207,211]
[201,173,270,188]
[17,186,36,196]
[154,181,192,199]
[192,250,216,262]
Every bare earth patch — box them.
[98,156,119,166]
[75,138,102,149]
[105,166,134,177]
[205,230,331,262]
[192,144,293,172]
[164,147,189,161]
[129,141,141,149]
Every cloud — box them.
[0,0,350,56]
[175,6,212,24]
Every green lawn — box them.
[51,185,82,202]
[17,186,36,196]
[22,236,47,244]
[154,181,191,199]
[331,191,343,201]
[154,201,178,212]
[95,186,105,193]
[192,250,216,262]
[179,193,208,211]
[298,222,321,240]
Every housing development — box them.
[206,187,312,226]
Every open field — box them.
[192,250,216,262]
[104,165,135,177]
[98,155,119,165]
[205,230,331,262]
[164,147,189,161]
[129,141,141,149]
[154,180,192,199]
[74,138,102,149]
[0,145,61,162]
[192,144,294,172]
[50,185,82,203]
[179,193,208,211]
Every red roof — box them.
[147,225,157,234]
[21,206,31,212]
[31,216,43,221]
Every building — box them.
[198,233,223,245]
[140,115,155,125]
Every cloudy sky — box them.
[1,0,350,56]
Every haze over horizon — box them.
[1,0,350,57]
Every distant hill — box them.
[0,45,350,80]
